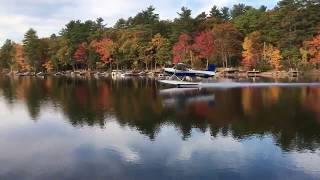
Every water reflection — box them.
[0,76,320,179]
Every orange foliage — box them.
[91,38,115,64]
[242,32,261,69]
[304,32,320,65]
[265,45,282,70]
[42,60,54,72]
[150,33,165,48]
[15,44,29,71]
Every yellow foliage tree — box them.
[242,31,262,69]
[42,60,54,72]
[265,45,282,70]
[242,37,253,68]
[149,33,170,69]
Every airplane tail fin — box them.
[207,64,216,72]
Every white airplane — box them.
[163,63,216,78]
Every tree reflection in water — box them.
[0,76,320,152]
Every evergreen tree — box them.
[0,39,16,72]
[231,3,252,19]
[23,28,42,71]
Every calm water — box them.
[0,76,320,180]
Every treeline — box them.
[0,0,320,73]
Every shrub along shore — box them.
[0,1,320,75]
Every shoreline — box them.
[1,69,320,79]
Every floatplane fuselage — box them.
[160,63,216,87]
[163,63,216,78]
[163,68,216,78]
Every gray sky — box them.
[0,0,279,44]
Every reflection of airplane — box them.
[159,81,320,89]
[159,88,215,107]
[164,63,216,78]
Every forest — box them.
[0,0,320,73]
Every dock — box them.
[289,70,300,77]
[247,70,261,77]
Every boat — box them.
[122,70,146,77]
[164,63,216,78]
[111,70,123,78]
[94,72,107,78]
[36,72,46,76]
[16,72,34,76]
[54,72,64,76]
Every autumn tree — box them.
[60,19,105,69]
[91,38,115,67]
[42,61,54,72]
[192,32,215,69]
[172,33,191,65]
[304,32,320,66]
[154,36,171,68]
[117,29,144,69]
[15,44,29,71]
[265,44,282,70]
[242,31,262,69]
[0,1,319,72]
[38,38,50,72]
[147,33,171,70]
[242,37,254,68]
[212,22,242,68]
[56,37,72,70]
[74,42,88,69]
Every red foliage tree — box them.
[91,39,115,64]
[74,43,88,63]
[192,32,215,69]
[172,33,191,64]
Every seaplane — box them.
[159,63,320,88]
[159,63,216,87]
[163,63,216,78]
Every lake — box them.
[0,76,320,180]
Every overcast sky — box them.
[0,0,279,44]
